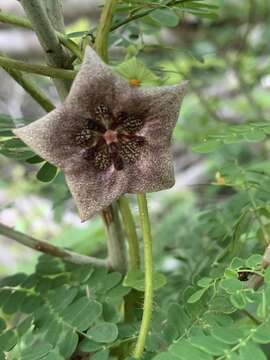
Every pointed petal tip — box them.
[12,126,28,143]
[177,80,189,94]
[181,79,189,88]
[12,127,20,136]
[79,209,92,223]
[83,45,104,66]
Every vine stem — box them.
[0,223,108,268]
[0,55,76,80]
[133,193,154,359]
[118,196,140,271]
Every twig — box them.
[20,0,71,99]
[102,204,127,273]
[2,64,55,112]
[133,193,154,359]
[118,196,140,271]
[0,55,76,80]
[0,223,108,268]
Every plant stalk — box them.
[133,193,154,358]
[0,55,76,80]
[118,196,140,271]
[102,204,127,273]
[20,0,71,99]
[0,223,108,268]
[45,0,66,33]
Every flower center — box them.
[104,129,118,145]
[77,104,146,172]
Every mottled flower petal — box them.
[138,82,188,140]
[13,107,78,168]
[13,46,188,221]
[64,163,129,221]
[126,143,174,193]
[124,83,188,193]
[66,47,131,116]
[114,112,144,133]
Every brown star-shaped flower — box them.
[14,47,188,221]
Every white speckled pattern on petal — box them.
[13,47,188,221]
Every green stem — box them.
[102,204,127,273]
[0,11,82,61]
[0,223,108,268]
[45,0,66,33]
[134,193,154,359]
[0,10,32,29]
[95,0,117,62]
[2,64,55,112]
[58,34,83,61]
[20,0,71,99]
[118,196,140,271]
[0,55,76,80]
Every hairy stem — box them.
[102,204,127,273]
[2,64,55,112]
[133,193,154,358]
[0,223,108,267]
[118,196,140,271]
[20,0,71,99]
[0,55,76,80]
[95,0,117,62]
[45,0,65,33]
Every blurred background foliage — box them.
[1,0,269,277]
[0,0,270,359]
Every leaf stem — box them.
[95,0,117,62]
[2,63,55,112]
[0,223,108,268]
[133,193,154,358]
[118,196,140,271]
[0,55,76,80]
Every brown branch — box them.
[0,222,108,268]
